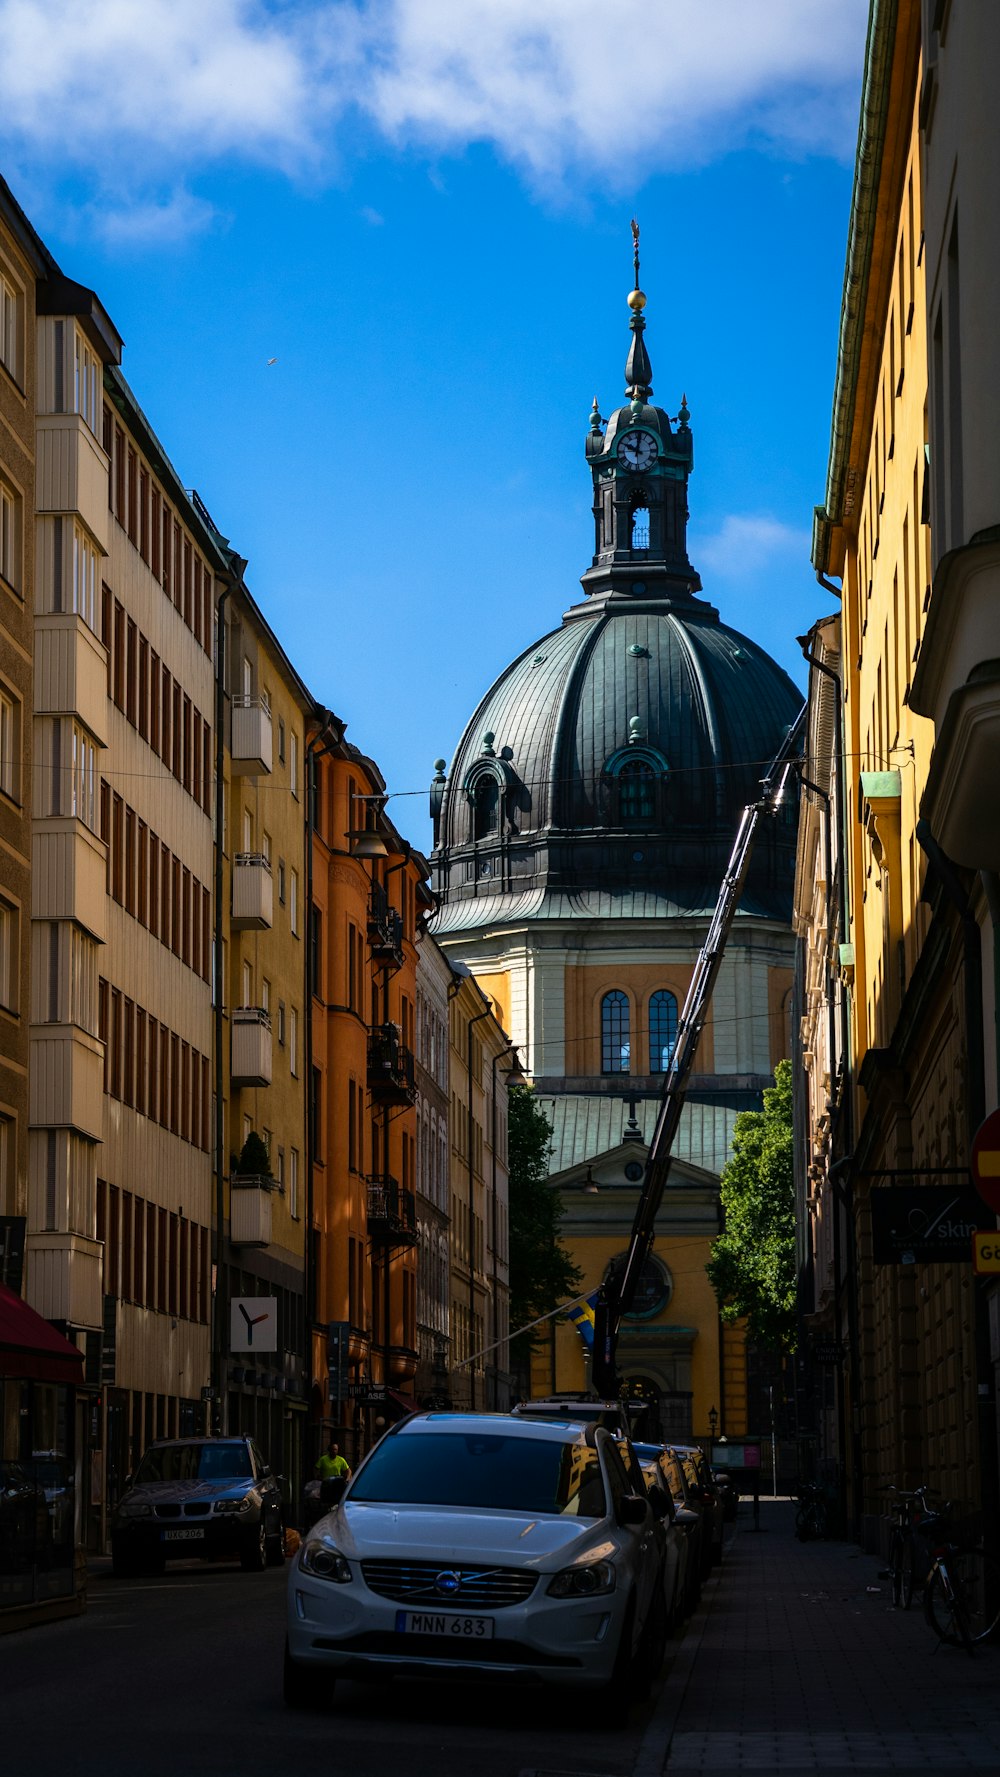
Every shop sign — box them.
[348,1381,386,1402]
[230,1296,278,1352]
[812,1340,845,1365]
[870,1185,983,1264]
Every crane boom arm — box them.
[592,703,806,1391]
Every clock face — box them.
[616,430,657,471]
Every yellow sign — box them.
[972,1231,1000,1274]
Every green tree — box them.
[507,1085,581,1375]
[706,1059,797,1350]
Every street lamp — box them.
[708,1404,718,1442]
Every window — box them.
[290,1148,299,1219]
[0,479,19,592]
[473,776,499,839]
[71,722,98,831]
[0,896,18,1010]
[601,990,630,1074]
[0,268,21,382]
[630,503,650,549]
[278,717,285,763]
[278,859,286,904]
[242,960,253,1008]
[649,990,678,1074]
[277,1001,286,1046]
[290,870,299,935]
[290,1008,298,1077]
[289,732,298,797]
[618,759,655,823]
[261,977,270,1015]
[0,689,18,800]
[74,330,100,436]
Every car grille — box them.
[153,1502,214,1518]
[360,1560,537,1609]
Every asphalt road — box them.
[6,1556,677,1777]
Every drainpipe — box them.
[213,557,246,1435]
[980,872,1000,1103]
[467,1004,492,1412]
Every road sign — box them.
[972,1110,1000,1213]
[973,1231,1000,1274]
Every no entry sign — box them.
[971,1109,1000,1214]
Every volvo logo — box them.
[434,1570,461,1596]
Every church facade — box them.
[429,262,801,1440]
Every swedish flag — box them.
[564,1291,600,1351]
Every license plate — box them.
[162,1527,205,1541]
[395,1610,494,1639]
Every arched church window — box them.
[473,775,499,839]
[631,504,649,550]
[619,759,655,823]
[601,990,630,1074]
[649,990,678,1073]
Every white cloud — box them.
[87,187,219,246]
[0,0,867,228]
[694,513,811,579]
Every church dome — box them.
[430,264,801,934]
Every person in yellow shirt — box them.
[315,1438,350,1483]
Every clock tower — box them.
[583,225,697,601]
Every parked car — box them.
[285,1410,664,1715]
[635,1449,688,1631]
[672,1444,725,1570]
[110,1436,284,1577]
[633,1443,705,1615]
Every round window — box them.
[603,1252,672,1319]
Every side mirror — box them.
[616,1492,648,1528]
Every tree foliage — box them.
[236,1131,273,1178]
[706,1059,797,1350]
[507,1085,581,1370]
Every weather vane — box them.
[630,217,640,290]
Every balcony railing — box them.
[230,1174,275,1248]
[231,694,273,776]
[232,1007,273,1087]
[367,1024,416,1105]
[367,1176,418,1247]
[232,852,273,930]
[368,883,405,969]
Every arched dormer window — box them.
[602,742,669,828]
[601,990,630,1074]
[649,990,678,1073]
[473,776,499,838]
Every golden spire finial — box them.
[628,218,646,312]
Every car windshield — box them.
[349,1432,607,1517]
[133,1443,252,1484]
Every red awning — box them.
[387,1387,418,1417]
[0,1282,85,1385]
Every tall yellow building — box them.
[800,0,997,1536]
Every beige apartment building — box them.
[414,926,452,1406]
[447,966,512,1411]
[216,572,310,1493]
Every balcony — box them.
[230,1175,274,1248]
[368,883,405,969]
[232,1007,272,1087]
[232,853,273,930]
[367,1024,416,1105]
[35,613,109,745]
[29,1024,104,1138]
[32,819,107,942]
[231,695,273,776]
[25,1232,103,1329]
[367,1176,418,1248]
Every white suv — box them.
[285,1410,664,1712]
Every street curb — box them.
[631,1538,731,1777]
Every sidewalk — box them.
[657,1498,1000,1775]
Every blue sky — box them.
[2,0,868,852]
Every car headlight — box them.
[215,1496,254,1514]
[547,1560,616,1598]
[117,1500,152,1519]
[299,1537,353,1583]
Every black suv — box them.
[110,1436,283,1576]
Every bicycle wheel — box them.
[925,1565,965,1647]
[943,1552,1000,1644]
[795,1504,814,1542]
[900,1535,916,1610]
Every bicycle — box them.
[879,1484,930,1609]
[911,1498,1000,1654]
[793,1479,828,1542]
